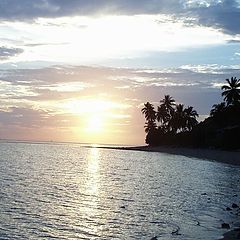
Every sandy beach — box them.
[105,146,240,166]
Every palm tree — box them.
[160,95,175,114]
[144,121,157,133]
[210,102,226,117]
[157,95,176,132]
[221,77,240,106]
[156,104,169,125]
[169,104,185,133]
[141,102,156,122]
[141,102,156,133]
[184,106,199,131]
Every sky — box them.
[0,0,240,145]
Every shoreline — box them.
[222,227,240,240]
[97,145,240,240]
[96,145,240,166]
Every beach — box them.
[106,146,240,166]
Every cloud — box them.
[0,107,50,128]
[0,106,83,141]
[0,64,236,108]
[0,46,24,60]
[0,1,239,35]
[188,0,240,35]
[0,64,238,143]
[0,64,235,92]
[0,0,182,21]
[24,42,67,47]
[227,39,240,44]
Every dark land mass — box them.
[141,78,240,153]
[145,104,240,151]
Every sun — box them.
[62,98,125,142]
[86,115,104,133]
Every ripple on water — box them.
[0,142,240,239]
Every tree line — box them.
[141,77,240,148]
[210,77,240,116]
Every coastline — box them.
[222,227,240,240]
[97,144,240,240]
[97,145,240,166]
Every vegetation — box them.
[141,95,199,145]
[221,77,240,106]
[141,102,156,133]
[142,77,240,150]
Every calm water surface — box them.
[0,142,240,239]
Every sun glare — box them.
[63,99,118,115]
[61,98,130,143]
[13,15,227,64]
[86,115,104,133]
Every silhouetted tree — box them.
[141,102,156,122]
[160,95,175,114]
[169,104,185,133]
[221,77,240,106]
[144,121,157,133]
[184,106,199,131]
[157,95,176,132]
[141,102,156,133]
[156,104,169,127]
[141,77,240,149]
[210,102,226,117]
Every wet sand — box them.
[104,146,240,166]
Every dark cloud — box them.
[189,0,240,35]
[0,46,23,60]
[0,0,181,20]
[227,39,240,44]
[0,0,239,35]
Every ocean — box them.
[0,141,239,239]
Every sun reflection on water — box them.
[86,147,100,196]
[80,147,102,237]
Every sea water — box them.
[0,141,239,240]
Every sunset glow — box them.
[1,2,240,240]
[0,1,239,144]
[86,115,104,134]
[4,15,228,64]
